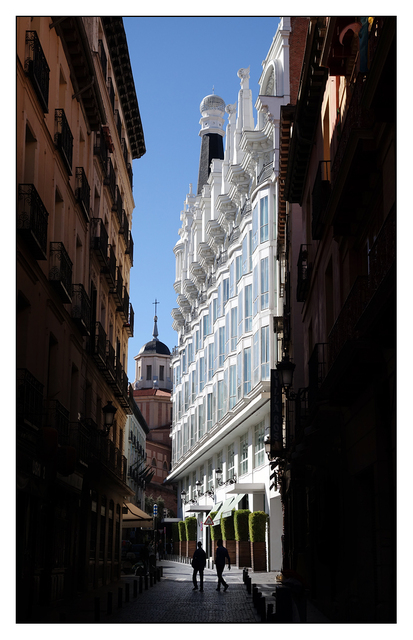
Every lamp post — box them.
[276,351,296,400]
[101,400,117,436]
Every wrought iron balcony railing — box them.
[117,286,129,322]
[106,341,116,380]
[104,243,117,287]
[17,184,49,260]
[49,241,73,303]
[90,321,107,368]
[25,31,50,112]
[90,218,109,267]
[93,128,108,170]
[111,266,123,305]
[112,186,123,225]
[125,231,134,266]
[311,160,331,240]
[104,157,116,204]
[124,303,134,337]
[107,76,115,112]
[17,368,44,430]
[127,162,133,188]
[71,284,91,336]
[54,109,73,175]
[296,244,311,302]
[44,399,70,446]
[98,39,107,79]
[75,167,91,221]
[70,420,91,467]
[115,109,122,142]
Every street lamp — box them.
[195,480,203,496]
[276,351,296,400]
[101,400,117,436]
[215,468,223,484]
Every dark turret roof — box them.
[139,339,170,356]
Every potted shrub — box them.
[249,511,269,572]
[178,520,186,558]
[234,509,251,568]
[185,516,197,557]
[221,510,236,565]
[209,511,222,559]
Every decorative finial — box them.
[153,299,160,340]
[212,85,215,94]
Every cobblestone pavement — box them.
[108,561,261,624]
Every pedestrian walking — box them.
[191,541,207,591]
[215,539,231,591]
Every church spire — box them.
[153,299,160,340]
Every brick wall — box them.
[289,17,310,105]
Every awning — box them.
[207,501,222,526]
[184,503,214,513]
[225,483,265,494]
[122,502,153,530]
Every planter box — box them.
[187,540,196,558]
[236,540,251,568]
[224,540,236,565]
[179,541,184,557]
[250,541,267,572]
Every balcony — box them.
[111,267,123,306]
[93,437,127,484]
[49,242,73,303]
[90,321,107,369]
[105,341,116,383]
[124,303,134,337]
[90,218,109,268]
[54,109,73,175]
[103,244,117,287]
[115,109,122,142]
[17,184,48,260]
[296,245,311,303]
[112,185,123,225]
[25,31,49,112]
[311,161,331,240]
[107,77,115,112]
[71,284,91,336]
[104,157,116,204]
[17,368,44,430]
[44,399,70,446]
[98,39,107,79]
[125,231,133,266]
[93,128,108,170]
[117,286,129,323]
[75,168,91,222]
[119,209,129,245]
[70,421,91,468]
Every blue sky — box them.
[124,16,281,382]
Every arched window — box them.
[152,457,157,467]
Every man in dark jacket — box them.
[215,539,231,591]
[192,541,207,591]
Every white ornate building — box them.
[166,19,294,570]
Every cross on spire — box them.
[152,299,160,340]
[153,298,160,317]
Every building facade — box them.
[16,16,145,620]
[132,316,177,517]
[166,18,308,571]
[277,17,396,621]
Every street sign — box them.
[204,515,214,526]
[153,504,158,516]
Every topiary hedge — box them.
[209,511,221,541]
[234,509,251,541]
[221,509,235,541]
[185,516,197,541]
[178,520,187,541]
[249,511,269,542]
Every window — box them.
[195,330,200,352]
[253,264,259,316]
[260,196,268,243]
[252,204,258,252]
[206,393,213,431]
[188,342,193,364]
[99,495,107,560]
[184,381,189,411]
[244,347,251,395]
[218,283,223,317]
[198,401,205,438]
[217,379,224,421]
[160,365,164,381]
[242,234,249,275]
[218,327,225,367]
[199,357,205,391]
[260,257,269,309]
[229,308,237,351]
[236,255,242,282]
[239,433,248,476]
[229,365,236,409]
[212,298,218,324]
[190,414,195,448]
[253,331,259,386]
[203,313,210,337]
[254,421,265,468]
[238,290,243,339]
[237,352,242,400]
[208,343,214,381]
[261,325,270,380]
[229,261,235,297]
[225,312,230,356]
[208,458,213,491]
[227,443,235,479]
[182,348,187,373]
[245,284,252,332]
[223,278,229,305]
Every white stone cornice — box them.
[183,278,198,300]
[177,293,191,313]
[189,261,207,286]
[171,308,185,325]
[198,242,215,270]
[206,219,225,251]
